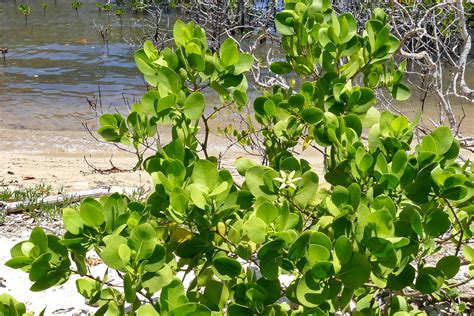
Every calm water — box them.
[0,0,150,130]
[1,0,473,134]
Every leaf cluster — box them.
[5,0,473,315]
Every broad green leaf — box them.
[339,253,370,289]
[425,209,450,237]
[270,62,293,75]
[245,217,267,244]
[76,278,99,299]
[436,256,460,279]
[128,223,157,261]
[182,92,205,120]
[169,303,211,316]
[235,157,256,176]
[173,20,192,47]
[134,49,156,76]
[296,272,330,308]
[137,304,159,316]
[294,171,319,207]
[367,209,394,236]
[387,264,416,291]
[415,267,444,294]
[192,160,219,191]
[160,279,188,312]
[220,38,239,67]
[391,83,411,101]
[204,280,229,310]
[431,126,454,156]
[142,264,175,293]
[79,198,104,228]
[157,67,181,95]
[334,235,352,265]
[275,11,296,36]
[255,201,279,224]
[213,257,242,280]
[234,53,254,74]
[301,108,324,124]
[62,208,84,235]
[143,40,158,61]
[100,235,129,270]
[245,166,278,200]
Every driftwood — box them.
[0,187,137,214]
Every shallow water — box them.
[1,0,473,135]
[0,0,148,130]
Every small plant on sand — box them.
[5,1,473,315]
[115,7,125,25]
[42,2,48,17]
[71,0,82,16]
[17,3,31,25]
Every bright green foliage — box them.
[17,4,31,24]
[6,1,473,315]
[0,293,32,316]
[71,0,83,15]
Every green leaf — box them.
[415,267,444,294]
[142,264,175,293]
[173,20,192,47]
[464,245,474,262]
[134,49,156,76]
[275,11,296,36]
[301,108,324,124]
[169,303,211,316]
[270,62,293,75]
[192,160,219,191]
[160,279,188,312]
[332,186,349,206]
[79,198,104,228]
[234,53,254,74]
[391,83,411,101]
[182,92,205,120]
[128,223,157,261]
[387,264,416,291]
[436,256,460,279]
[334,235,352,265]
[425,209,450,237]
[255,201,279,224]
[245,217,267,244]
[311,261,335,279]
[220,38,239,67]
[339,253,371,289]
[137,304,160,316]
[296,272,330,308]
[62,208,84,235]
[143,40,158,61]
[100,235,129,270]
[245,166,278,200]
[431,126,454,156]
[204,280,229,310]
[367,209,394,237]
[235,157,256,176]
[294,171,319,207]
[157,67,181,95]
[30,226,48,253]
[213,257,242,280]
[76,278,99,299]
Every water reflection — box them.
[0,0,147,130]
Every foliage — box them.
[17,4,31,24]
[0,293,32,316]
[71,0,83,15]
[42,3,48,17]
[6,0,473,315]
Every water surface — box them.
[0,0,147,130]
